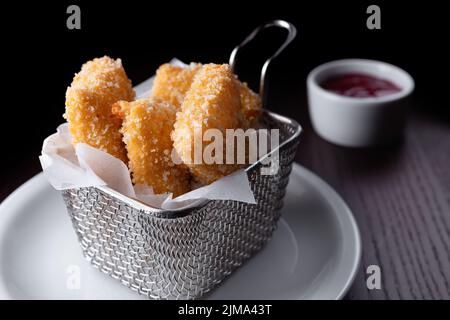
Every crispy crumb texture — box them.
[65,57,261,195]
[172,64,243,185]
[118,99,191,197]
[237,80,262,128]
[151,63,201,109]
[152,62,261,126]
[64,56,135,163]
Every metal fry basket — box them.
[62,20,300,300]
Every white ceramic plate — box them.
[0,163,361,300]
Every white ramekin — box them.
[307,59,415,147]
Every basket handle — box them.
[229,20,297,107]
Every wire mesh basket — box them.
[62,20,300,299]
[62,110,300,299]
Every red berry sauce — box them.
[321,73,402,98]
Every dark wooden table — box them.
[293,102,450,300]
[1,95,449,300]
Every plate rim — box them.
[290,164,361,299]
[0,164,361,300]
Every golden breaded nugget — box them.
[116,99,191,197]
[237,80,262,128]
[152,62,261,126]
[151,63,201,108]
[172,64,243,185]
[111,100,129,120]
[64,56,135,162]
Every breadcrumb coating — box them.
[237,80,262,128]
[151,63,201,109]
[117,99,191,197]
[64,56,135,163]
[111,100,129,119]
[152,63,261,127]
[172,64,243,185]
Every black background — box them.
[2,1,448,189]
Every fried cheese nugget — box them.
[115,99,191,197]
[172,64,243,185]
[152,62,261,127]
[151,63,201,108]
[64,56,135,163]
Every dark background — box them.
[2,1,447,184]
[2,1,450,300]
